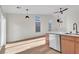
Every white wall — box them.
[53,13,68,32]
[51,6,79,33]
[6,11,71,43]
[0,9,1,44]
[6,6,79,42]
[6,14,60,42]
[65,7,79,33]
[0,7,6,47]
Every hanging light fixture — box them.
[25,9,30,19]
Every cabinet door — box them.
[75,37,79,54]
[61,36,75,54]
[75,42,79,54]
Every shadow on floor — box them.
[0,45,5,54]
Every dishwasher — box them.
[49,33,60,51]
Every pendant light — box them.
[25,9,30,19]
[57,13,63,23]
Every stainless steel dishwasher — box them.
[49,33,60,51]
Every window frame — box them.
[35,16,41,32]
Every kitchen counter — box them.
[48,32,79,54]
[47,32,79,37]
[61,33,79,54]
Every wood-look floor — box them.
[17,44,60,54]
[5,36,60,54]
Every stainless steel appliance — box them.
[49,33,60,51]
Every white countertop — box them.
[48,31,79,37]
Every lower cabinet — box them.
[75,42,79,54]
[61,35,79,54]
[61,39,74,54]
[75,38,79,54]
[61,35,75,54]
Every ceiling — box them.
[1,5,79,15]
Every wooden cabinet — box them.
[61,35,75,54]
[75,42,79,54]
[61,35,79,54]
[75,37,79,54]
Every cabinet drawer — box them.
[75,37,79,42]
[61,35,74,41]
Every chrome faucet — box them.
[73,23,78,33]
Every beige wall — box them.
[6,14,60,42]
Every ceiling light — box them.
[25,9,30,19]
[16,6,21,9]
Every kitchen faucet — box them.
[73,23,78,33]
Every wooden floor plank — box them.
[5,36,60,54]
[17,44,60,54]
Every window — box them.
[48,20,52,31]
[35,16,41,32]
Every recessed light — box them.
[16,6,21,9]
